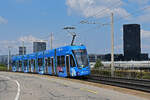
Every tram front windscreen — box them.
[72,49,89,68]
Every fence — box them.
[91,67,150,79]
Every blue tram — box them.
[28,53,37,73]
[23,55,29,73]
[12,56,17,72]
[12,45,90,77]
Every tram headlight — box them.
[76,72,80,76]
[81,65,84,68]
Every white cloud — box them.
[0,16,8,24]
[0,40,18,55]
[135,6,150,23]
[18,35,47,53]
[0,34,69,55]
[141,29,150,39]
[18,35,46,43]
[0,40,17,49]
[142,44,150,49]
[19,35,37,43]
[66,0,130,18]
[140,29,150,53]
[0,35,45,55]
[141,44,150,54]
[115,45,123,50]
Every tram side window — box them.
[29,60,31,66]
[38,58,43,66]
[57,56,61,67]
[19,61,22,67]
[51,58,54,67]
[17,62,19,67]
[31,59,35,67]
[61,56,65,67]
[12,61,16,66]
[24,60,28,66]
[70,55,75,67]
[34,60,35,67]
[48,57,51,66]
[45,58,48,66]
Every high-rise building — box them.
[19,46,26,55]
[33,42,46,53]
[123,24,141,61]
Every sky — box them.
[0,0,150,56]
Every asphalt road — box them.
[0,72,148,100]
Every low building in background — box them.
[88,54,124,62]
[88,54,97,62]
[140,53,149,61]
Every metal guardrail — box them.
[85,75,150,92]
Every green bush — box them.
[142,72,150,79]
[0,65,7,71]
[91,69,111,76]
[94,59,104,69]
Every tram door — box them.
[19,61,21,72]
[29,60,31,72]
[45,58,48,74]
[33,60,36,73]
[66,55,70,76]
[51,58,54,75]
[17,61,19,71]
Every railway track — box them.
[83,75,150,93]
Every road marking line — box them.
[0,76,21,100]
[80,88,98,94]
[14,80,21,100]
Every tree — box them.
[94,59,104,69]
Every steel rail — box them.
[83,75,150,93]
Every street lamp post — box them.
[80,13,115,77]
[111,13,115,77]
[22,40,24,55]
[50,33,53,50]
[7,46,10,71]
